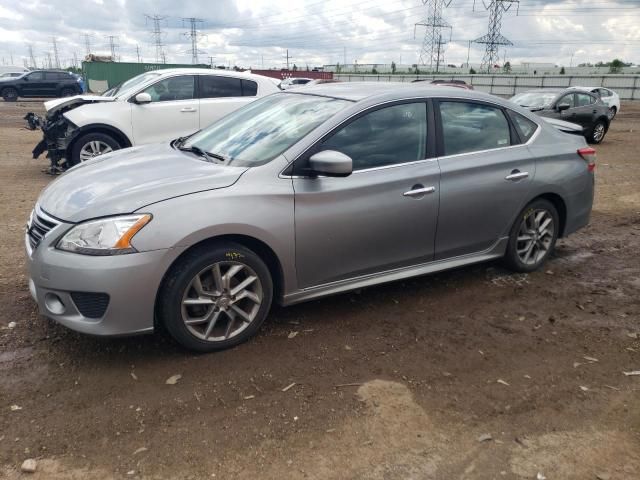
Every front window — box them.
[558,94,576,108]
[511,92,557,108]
[142,75,195,102]
[576,93,594,106]
[26,72,44,81]
[183,93,350,167]
[110,71,162,98]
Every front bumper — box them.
[25,213,185,336]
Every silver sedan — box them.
[26,83,595,351]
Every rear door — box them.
[573,92,599,128]
[198,75,257,129]
[130,75,199,145]
[293,101,440,288]
[434,99,536,259]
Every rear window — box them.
[507,110,538,142]
[241,79,258,96]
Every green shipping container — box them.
[82,61,211,93]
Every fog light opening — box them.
[44,293,66,315]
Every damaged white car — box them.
[30,68,279,171]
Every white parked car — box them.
[570,86,621,120]
[32,68,280,168]
[279,77,313,90]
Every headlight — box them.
[57,214,152,255]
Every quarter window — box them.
[439,101,511,156]
[320,102,427,171]
[199,75,243,98]
[507,110,538,143]
[142,76,195,102]
[241,79,258,96]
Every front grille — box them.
[27,208,59,251]
[70,292,110,319]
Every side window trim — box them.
[290,99,432,176]
[434,98,520,158]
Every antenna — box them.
[473,0,519,73]
[415,0,453,72]
[106,35,119,61]
[51,37,60,69]
[145,14,168,63]
[182,17,206,64]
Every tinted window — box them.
[45,72,69,81]
[200,75,242,98]
[241,79,257,96]
[26,72,44,81]
[143,76,195,102]
[507,110,538,143]
[440,101,511,156]
[321,102,427,171]
[558,94,575,108]
[576,93,595,107]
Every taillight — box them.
[578,147,596,172]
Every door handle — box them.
[180,107,197,112]
[505,170,529,181]
[403,186,436,197]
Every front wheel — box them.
[69,132,121,167]
[2,87,18,102]
[158,243,273,352]
[587,120,607,144]
[504,199,559,273]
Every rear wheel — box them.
[60,88,76,97]
[69,132,121,167]
[607,106,617,120]
[587,120,607,144]
[2,87,18,102]
[504,199,559,273]
[158,243,273,352]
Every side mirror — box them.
[557,103,570,112]
[134,92,152,104]
[308,150,352,177]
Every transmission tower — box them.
[28,45,36,68]
[106,35,119,61]
[182,17,206,64]
[415,0,453,71]
[473,0,519,73]
[46,52,53,69]
[146,14,168,63]
[136,44,142,63]
[83,33,93,56]
[51,37,60,68]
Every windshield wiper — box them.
[178,145,227,163]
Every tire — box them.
[2,87,18,102]
[60,88,76,97]
[587,120,607,144]
[607,106,617,120]
[157,242,273,352]
[504,199,559,273]
[69,132,121,167]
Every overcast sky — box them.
[0,0,638,69]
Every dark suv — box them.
[0,70,82,101]
[510,88,610,144]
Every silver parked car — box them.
[26,83,595,352]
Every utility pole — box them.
[435,34,444,73]
[73,52,78,69]
[46,52,53,69]
[284,49,292,70]
[209,56,214,68]
[51,37,60,68]
[343,46,346,66]
[136,44,142,63]
[83,33,93,57]
[466,40,472,69]
[145,14,168,64]
[28,45,36,68]
[473,0,519,73]
[106,35,119,61]
[182,17,206,64]
[415,0,453,70]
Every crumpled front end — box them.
[31,112,81,166]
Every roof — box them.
[147,68,271,81]
[287,81,501,103]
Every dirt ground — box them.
[1,99,639,480]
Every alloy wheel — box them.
[79,140,113,162]
[181,262,263,342]
[516,209,555,266]
[607,108,615,120]
[592,123,605,142]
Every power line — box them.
[473,0,519,72]
[415,0,453,71]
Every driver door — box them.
[130,75,199,145]
[292,101,440,288]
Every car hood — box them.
[540,117,584,134]
[44,95,116,115]
[37,143,248,222]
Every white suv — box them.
[33,68,279,168]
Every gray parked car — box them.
[26,83,596,352]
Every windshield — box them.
[183,93,351,167]
[106,72,162,98]
[511,92,558,108]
